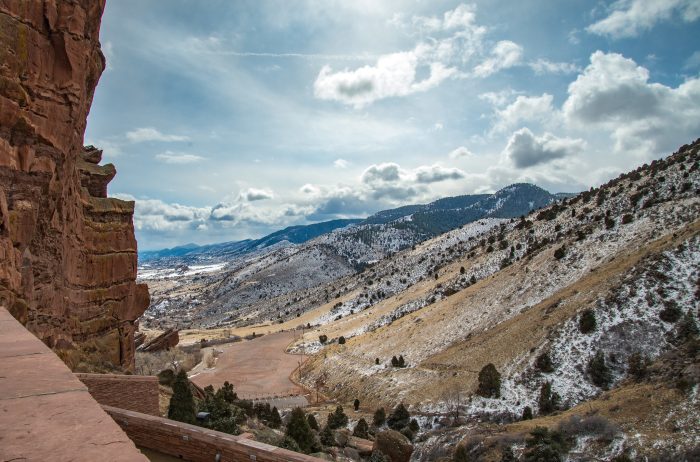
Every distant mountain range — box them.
[139,183,573,263]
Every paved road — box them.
[190,331,308,403]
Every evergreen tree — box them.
[327,405,348,429]
[269,406,282,429]
[373,407,386,426]
[307,414,319,431]
[409,418,419,433]
[391,356,399,367]
[320,423,335,447]
[535,352,555,373]
[280,436,301,452]
[398,355,406,367]
[579,309,597,333]
[522,406,533,420]
[168,370,196,424]
[375,358,380,365]
[285,408,320,454]
[677,310,699,340]
[538,382,560,415]
[387,403,410,431]
[588,350,612,389]
[353,418,369,439]
[354,398,360,411]
[338,336,346,345]
[211,416,238,435]
[476,363,501,398]
[627,352,649,381]
[216,381,237,403]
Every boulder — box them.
[372,430,413,462]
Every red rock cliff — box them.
[0,0,149,371]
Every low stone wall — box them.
[76,373,160,416]
[104,406,326,462]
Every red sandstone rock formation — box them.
[138,328,179,353]
[0,0,148,371]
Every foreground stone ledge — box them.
[104,405,327,462]
[0,307,149,462]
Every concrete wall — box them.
[104,406,326,462]
[76,373,160,416]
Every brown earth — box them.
[0,1,148,371]
[190,331,308,399]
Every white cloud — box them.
[563,51,700,155]
[449,146,474,159]
[473,40,523,77]
[529,58,581,75]
[155,151,205,164]
[503,128,585,168]
[126,127,190,143]
[684,50,700,70]
[491,94,556,134]
[334,159,350,169]
[414,164,466,183]
[240,188,274,201]
[313,48,456,108]
[587,0,700,38]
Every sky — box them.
[85,0,700,250]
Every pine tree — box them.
[677,310,699,340]
[328,405,348,429]
[168,370,196,424]
[398,355,406,367]
[579,309,597,333]
[269,406,282,429]
[353,418,369,438]
[307,414,319,431]
[409,418,419,433]
[588,350,612,389]
[522,406,533,420]
[535,352,555,373]
[217,381,237,403]
[538,382,560,415]
[373,407,386,426]
[387,403,410,431]
[338,336,346,345]
[391,355,399,367]
[285,408,320,454]
[354,398,360,411]
[320,423,335,447]
[476,363,501,398]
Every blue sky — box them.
[85,0,700,250]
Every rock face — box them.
[0,1,148,371]
[137,328,179,353]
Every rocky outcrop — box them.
[137,328,179,353]
[0,1,148,371]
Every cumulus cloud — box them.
[563,51,700,155]
[587,0,700,38]
[473,41,523,77]
[126,127,190,143]
[239,188,274,201]
[414,164,465,183]
[503,128,585,168]
[314,49,456,108]
[155,151,205,164]
[491,94,556,134]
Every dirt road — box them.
[190,331,309,402]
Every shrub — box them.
[605,217,615,229]
[588,351,612,389]
[579,309,597,334]
[369,450,388,462]
[168,370,196,424]
[553,246,566,260]
[522,426,571,462]
[470,275,477,284]
[535,352,555,373]
[373,407,386,426]
[353,418,369,438]
[522,406,533,420]
[280,436,301,452]
[538,382,560,415]
[391,356,399,367]
[286,408,321,454]
[375,357,380,365]
[659,301,682,323]
[627,352,649,381]
[338,336,346,345]
[269,406,282,429]
[387,403,410,431]
[460,266,466,274]
[398,355,406,367]
[409,418,419,433]
[476,363,501,398]
[328,405,349,429]
[306,413,319,431]
[621,214,633,224]
[319,334,328,344]
[501,446,517,462]
[354,398,360,411]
